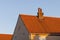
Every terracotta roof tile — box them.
[20,15,60,33]
[0,34,12,40]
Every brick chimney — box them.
[37,8,44,19]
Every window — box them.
[34,35,40,40]
[29,34,35,40]
[40,37,46,40]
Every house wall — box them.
[30,33,60,40]
[47,36,60,40]
[29,33,48,40]
[12,16,29,40]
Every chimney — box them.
[38,8,44,19]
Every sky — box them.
[0,0,60,34]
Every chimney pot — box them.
[38,8,44,19]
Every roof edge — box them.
[19,14,60,19]
[19,14,37,16]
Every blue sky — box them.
[0,0,60,34]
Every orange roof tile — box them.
[0,34,12,40]
[20,15,60,33]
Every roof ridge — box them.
[19,14,37,16]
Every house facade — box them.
[12,8,60,40]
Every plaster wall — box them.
[12,16,29,40]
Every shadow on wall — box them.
[47,36,60,40]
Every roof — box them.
[0,34,12,40]
[20,15,60,33]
